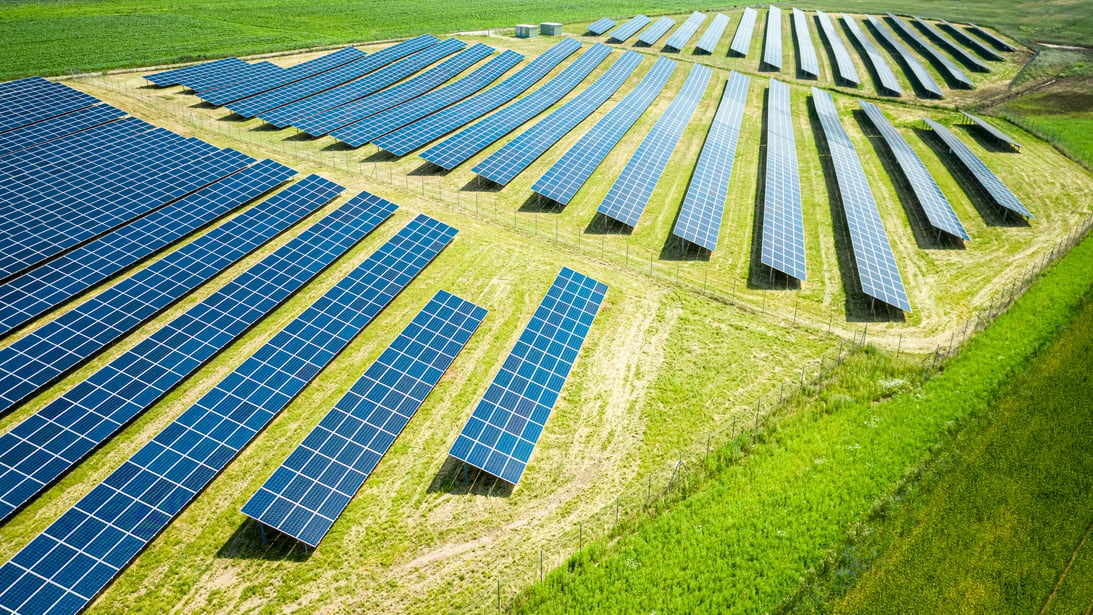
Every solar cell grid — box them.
[636,17,676,47]
[885,14,972,89]
[792,9,820,77]
[938,20,1003,61]
[760,78,806,281]
[841,14,903,95]
[967,24,1015,52]
[607,15,652,43]
[730,7,759,56]
[695,13,730,54]
[865,15,944,98]
[911,17,990,72]
[0,214,454,615]
[183,61,283,94]
[0,117,151,179]
[587,18,617,36]
[961,111,1020,150]
[0,82,100,133]
[0,104,126,158]
[763,7,784,69]
[242,290,485,547]
[0,77,51,98]
[200,45,372,106]
[816,11,859,85]
[665,12,706,51]
[144,57,248,88]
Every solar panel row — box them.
[200,45,371,106]
[911,17,990,73]
[762,7,784,69]
[587,18,617,36]
[922,117,1031,218]
[813,88,910,312]
[421,43,611,171]
[730,7,759,56]
[792,8,820,77]
[144,57,249,88]
[184,61,283,94]
[0,175,343,418]
[865,15,944,98]
[0,76,51,97]
[695,13,730,54]
[608,15,652,43]
[0,117,151,180]
[885,14,972,89]
[636,17,676,47]
[665,12,706,51]
[841,14,903,95]
[241,290,486,547]
[0,104,125,158]
[961,111,1020,150]
[532,57,676,205]
[0,188,398,524]
[816,11,860,85]
[760,78,806,281]
[0,214,455,615]
[672,70,750,252]
[0,81,99,133]
[966,24,1015,52]
[938,20,1003,61]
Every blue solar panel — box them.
[665,12,706,51]
[792,9,820,77]
[257,37,464,129]
[938,20,1004,61]
[966,24,1015,52]
[0,189,396,523]
[199,46,371,106]
[449,267,607,485]
[730,7,759,56]
[532,57,675,205]
[183,61,283,94]
[0,215,454,615]
[762,7,784,69]
[695,13,730,54]
[0,117,151,178]
[813,88,910,312]
[816,11,860,85]
[587,18,617,36]
[961,111,1020,149]
[294,43,494,137]
[866,15,944,98]
[0,77,51,98]
[0,104,125,157]
[858,100,969,240]
[922,116,1031,218]
[760,78,806,281]
[912,17,990,73]
[672,70,749,251]
[886,14,972,89]
[0,81,100,133]
[842,14,903,95]
[374,38,582,157]
[144,57,249,88]
[607,15,652,43]
[331,50,522,148]
[637,17,675,46]
[0,175,343,418]
[474,50,642,186]
[421,43,611,171]
[598,63,711,228]
[242,290,485,547]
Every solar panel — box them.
[597,63,711,228]
[966,23,1015,52]
[865,15,944,98]
[813,88,910,312]
[257,38,466,129]
[841,14,903,95]
[184,61,283,94]
[0,77,52,98]
[241,290,486,547]
[374,38,582,157]
[792,8,820,77]
[664,12,706,51]
[672,70,749,251]
[421,43,611,171]
[730,7,759,56]
[816,11,859,85]
[0,83,100,134]
[474,51,642,186]
[607,15,652,43]
[961,111,1020,150]
[695,13,730,54]
[911,17,990,73]
[532,57,675,206]
[0,188,397,523]
[762,7,784,69]
[144,57,249,88]
[859,100,969,240]
[331,50,522,148]
[0,104,125,157]
[0,117,151,179]
[0,175,343,418]
[199,45,372,106]
[885,14,972,89]
[0,214,455,615]
[636,17,675,47]
[450,268,606,485]
[938,20,1004,61]
[587,18,617,36]
[922,116,1031,218]
[760,78,806,281]
[294,43,494,137]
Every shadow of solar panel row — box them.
[257,37,458,128]
[422,43,610,171]
[885,14,972,89]
[922,117,1031,218]
[695,13,730,54]
[0,104,126,158]
[912,17,990,73]
[730,7,759,56]
[332,50,522,148]
[792,9,820,77]
[966,24,1015,52]
[242,289,485,547]
[532,57,676,206]
[842,14,902,95]
[374,38,582,157]
[761,79,806,281]
[672,70,750,252]
[183,61,282,94]
[599,63,711,228]
[938,20,1003,61]
[0,77,52,98]
[200,46,370,106]
[474,50,642,186]
[295,43,494,137]
[813,88,910,312]
[587,18,617,36]
[637,17,676,47]
[816,11,860,85]
[0,186,398,525]
[0,160,295,334]
[762,7,784,69]
[0,175,343,418]
[608,15,652,43]
[144,57,249,88]
[865,15,943,98]
[961,111,1020,150]
[0,117,151,182]
[0,214,454,615]
[449,267,606,485]
[665,12,706,51]
[0,82,99,133]
[859,100,969,240]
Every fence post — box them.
[896,333,902,359]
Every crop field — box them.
[0,4,1091,615]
